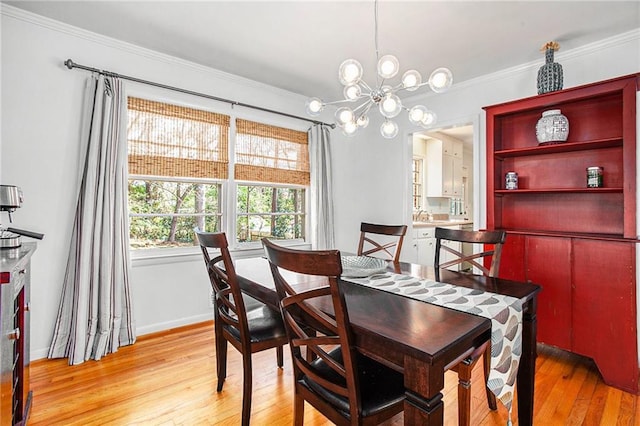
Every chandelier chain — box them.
[374,0,380,86]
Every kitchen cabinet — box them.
[426,138,463,197]
[484,73,639,394]
[1,243,36,425]
[408,227,435,266]
[409,224,467,268]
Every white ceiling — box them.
[5,1,640,102]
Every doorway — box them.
[411,123,475,222]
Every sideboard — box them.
[484,74,639,394]
[0,242,36,425]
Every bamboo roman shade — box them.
[235,119,310,185]
[127,97,230,179]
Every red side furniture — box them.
[484,74,639,394]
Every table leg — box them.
[517,297,538,426]
[403,356,445,425]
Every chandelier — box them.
[305,0,453,139]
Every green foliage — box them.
[236,185,305,242]
[129,180,305,248]
[128,180,220,249]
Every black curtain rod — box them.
[64,59,335,129]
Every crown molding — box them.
[405,28,640,103]
[1,4,308,101]
[459,28,640,91]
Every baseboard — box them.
[30,313,214,361]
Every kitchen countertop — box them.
[412,219,474,228]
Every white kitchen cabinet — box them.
[425,138,463,197]
[407,227,436,266]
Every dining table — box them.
[231,256,541,426]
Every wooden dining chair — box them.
[434,226,508,426]
[194,229,287,426]
[262,238,405,426]
[357,222,408,263]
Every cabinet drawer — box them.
[414,228,435,239]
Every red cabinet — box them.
[484,74,639,394]
[572,240,636,390]
[526,236,572,349]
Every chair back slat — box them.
[434,227,507,279]
[357,222,408,263]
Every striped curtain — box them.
[48,74,135,364]
[309,124,335,249]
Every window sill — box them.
[131,240,311,267]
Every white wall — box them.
[1,6,313,359]
[2,5,639,361]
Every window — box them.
[127,97,229,250]
[128,179,221,249]
[126,98,309,251]
[236,185,306,242]
[412,157,423,210]
[235,119,309,243]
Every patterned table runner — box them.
[342,271,523,421]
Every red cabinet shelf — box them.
[495,187,623,194]
[494,137,622,158]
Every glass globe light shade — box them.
[408,105,428,125]
[343,84,361,100]
[377,55,399,79]
[380,120,399,139]
[356,114,369,128]
[402,70,422,91]
[379,94,402,118]
[343,120,358,136]
[338,59,363,85]
[428,67,453,93]
[305,97,324,116]
[419,110,438,128]
[380,85,393,95]
[335,107,354,127]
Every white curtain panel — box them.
[308,124,335,249]
[48,75,135,364]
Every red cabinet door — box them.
[498,233,526,281]
[572,239,638,393]
[526,236,572,349]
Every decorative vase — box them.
[537,41,563,94]
[536,109,569,144]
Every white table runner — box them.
[342,271,523,419]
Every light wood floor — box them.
[28,321,639,425]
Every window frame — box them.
[125,93,311,260]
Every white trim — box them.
[404,28,640,103]
[135,313,214,337]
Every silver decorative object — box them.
[340,256,388,278]
[536,109,569,144]
[537,41,563,95]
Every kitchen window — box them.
[412,157,423,211]
[126,97,308,252]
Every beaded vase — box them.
[537,42,563,94]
